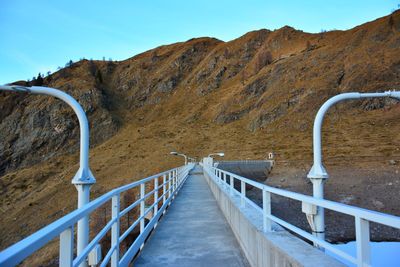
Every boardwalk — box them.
[134,166,249,267]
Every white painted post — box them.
[223,172,227,186]
[355,217,370,267]
[111,195,120,267]
[168,172,172,203]
[59,226,74,267]
[241,181,246,207]
[262,189,272,232]
[176,169,179,191]
[229,175,234,196]
[172,170,176,198]
[154,178,158,229]
[140,183,145,234]
[176,168,180,188]
[139,183,145,251]
[163,174,167,214]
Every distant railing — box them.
[202,163,400,267]
[0,164,194,267]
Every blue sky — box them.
[0,0,398,84]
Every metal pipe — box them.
[308,90,400,246]
[170,151,188,165]
[0,85,95,266]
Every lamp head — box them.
[218,152,225,157]
[170,151,178,155]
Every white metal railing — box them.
[0,163,194,267]
[202,163,400,267]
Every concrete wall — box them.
[203,170,345,267]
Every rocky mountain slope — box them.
[1,10,400,264]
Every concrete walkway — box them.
[134,166,249,267]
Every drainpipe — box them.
[308,91,400,247]
[0,85,96,266]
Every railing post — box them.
[240,180,246,207]
[111,195,120,267]
[176,168,180,188]
[177,168,180,184]
[229,175,234,196]
[163,174,167,214]
[59,226,74,267]
[168,172,172,203]
[140,183,145,250]
[154,178,158,229]
[355,217,370,267]
[172,170,176,198]
[262,189,272,232]
[222,172,227,186]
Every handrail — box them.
[202,164,400,267]
[0,164,195,267]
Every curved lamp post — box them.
[170,151,188,165]
[308,90,400,244]
[0,85,95,266]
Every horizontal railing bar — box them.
[119,173,188,266]
[0,166,182,267]
[119,216,141,243]
[114,169,177,195]
[119,179,174,217]
[120,185,177,243]
[119,190,175,243]
[120,177,180,243]
[142,188,157,202]
[157,180,168,190]
[219,179,263,213]
[244,195,263,213]
[218,169,264,189]
[119,198,141,217]
[212,167,400,229]
[73,217,117,266]
[205,166,358,265]
[157,187,173,202]
[99,243,117,267]
[143,200,157,216]
[267,214,357,265]
[205,165,400,267]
